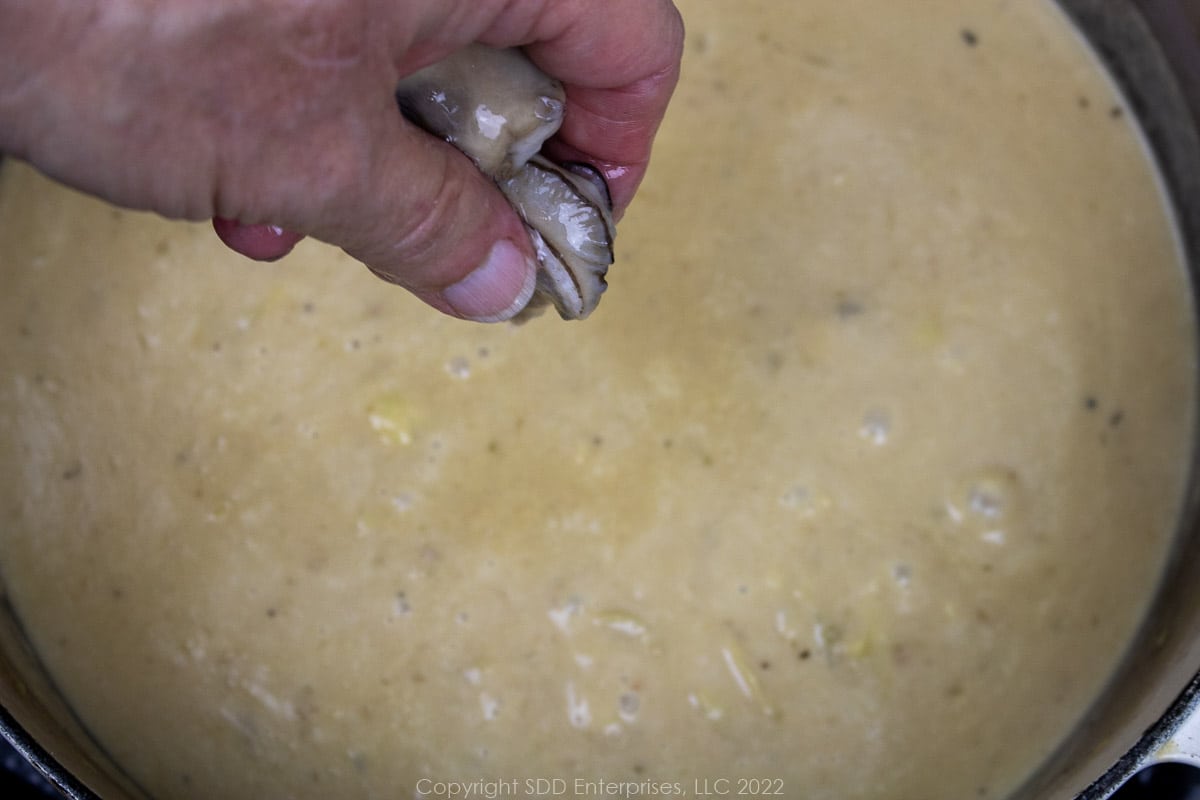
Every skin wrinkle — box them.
[476,0,568,48]
[208,16,398,225]
[401,0,550,67]
[338,97,528,295]
[524,0,683,87]
[281,3,371,69]
[355,133,468,284]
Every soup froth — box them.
[0,1,1196,798]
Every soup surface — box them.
[0,1,1195,798]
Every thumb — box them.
[218,96,538,323]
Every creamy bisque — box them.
[0,1,1195,799]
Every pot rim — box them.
[0,704,96,800]
[1083,674,1200,798]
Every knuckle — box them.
[378,151,479,288]
[277,0,372,68]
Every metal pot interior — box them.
[1014,1,1200,793]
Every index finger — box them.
[515,0,685,215]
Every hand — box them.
[0,0,683,322]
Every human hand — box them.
[0,0,683,322]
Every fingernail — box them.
[443,240,538,323]
[212,219,304,262]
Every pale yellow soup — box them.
[0,1,1195,799]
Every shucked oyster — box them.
[396,46,615,320]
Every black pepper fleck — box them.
[1084,395,1098,411]
[836,297,864,318]
[961,28,979,47]
[62,462,83,480]
[1109,410,1125,427]
[395,592,412,615]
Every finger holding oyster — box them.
[0,0,684,325]
[215,27,682,323]
[395,45,617,321]
[224,44,624,321]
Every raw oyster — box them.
[396,45,615,320]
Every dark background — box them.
[2,735,1198,800]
